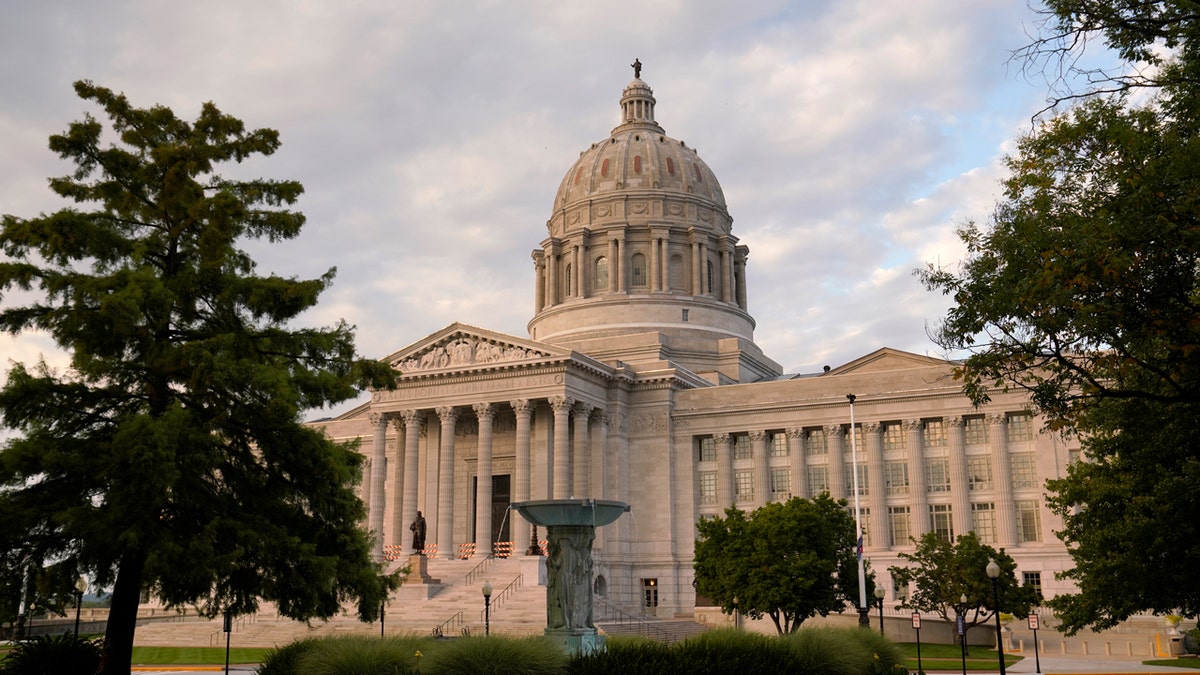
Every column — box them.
[947,416,971,540]
[533,252,546,312]
[389,416,406,550]
[573,401,594,497]
[864,422,888,550]
[615,234,626,292]
[608,239,618,293]
[787,428,807,499]
[424,413,440,545]
[368,412,388,562]
[573,244,582,299]
[904,419,930,538]
[719,242,733,303]
[734,246,749,309]
[435,406,459,560]
[550,396,574,498]
[989,414,1018,546]
[593,409,611,549]
[474,403,495,557]
[547,244,559,306]
[750,430,768,508]
[650,235,662,292]
[400,409,422,555]
[714,432,733,508]
[691,239,702,295]
[511,400,533,554]
[659,235,669,290]
[826,425,847,501]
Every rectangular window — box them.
[882,423,905,451]
[642,578,658,608]
[733,433,752,460]
[734,469,754,502]
[967,456,993,491]
[807,465,829,495]
[964,416,989,445]
[1022,571,1043,599]
[770,432,789,457]
[926,458,950,493]
[930,504,954,542]
[806,428,828,455]
[923,419,946,447]
[770,468,790,501]
[1068,448,1082,465]
[1008,413,1033,442]
[848,426,864,452]
[885,460,910,495]
[845,462,868,496]
[698,472,718,505]
[1011,452,1037,489]
[971,502,996,543]
[849,506,870,547]
[696,436,715,463]
[888,506,911,547]
[1017,500,1042,542]
[893,579,910,603]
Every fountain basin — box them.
[510,499,629,527]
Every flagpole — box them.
[848,393,869,627]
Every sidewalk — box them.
[964,654,1199,674]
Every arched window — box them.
[564,263,573,298]
[631,253,647,287]
[594,256,608,292]
[669,253,686,291]
[706,260,715,295]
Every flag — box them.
[856,534,863,561]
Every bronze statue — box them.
[632,58,642,79]
[409,511,427,553]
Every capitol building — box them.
[310,68,1075,620]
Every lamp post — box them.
[73,577,87,636]
[874,585,885,635]
[732,596,740,630]
[482,580,493,636]
[986,557,1006,675]
[959,593,968,675]
[847,393,869,628]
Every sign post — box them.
[912,612,923,674]
[1029,613,1041,674]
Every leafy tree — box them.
[890,532,1038,643]
[693,494,871,634]
[919,0,1200,634]
[0,81,396,674]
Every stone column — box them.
[691,239,702,295]
[650,235,662,292]
[435,406,459,560]
[826,425,847,501]
[719,240,733,303]
[533,251,546,313]
[947,416,971,540]
[593,410,611,549]
[550,396,574,498]
[864,422,888,549]
[573,244,583,299]
[750,430,768,507]
[474,403,495,557]
[615,233,626,292]
[714,432,733,508]
[400,409,422,555]
[734,246,749,310]
[511,399,533,554]
[573,402,594,497]
[989,414,1018,546]
[368,412,388,562]
[659,235,670,291]
[389,416,406,551]
[546,244,559,307]
[787,428,807,498]
[905,419,930,538]
[608,239,618,293]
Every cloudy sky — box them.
[1,1,1093,416]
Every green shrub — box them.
[671,629,798,674]
[0,633,102,675]
[255,638,319,675]
[272,635,433,675]
[567,635,672,675]
[781,626,907,675]
[420,635,567,675]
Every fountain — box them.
[510,498,630,655]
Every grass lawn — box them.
[898,642,1022,671]
[130,646,273,665]
[1145,658,1200,669]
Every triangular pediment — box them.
[826,347,956,376]
[384,323,570,373]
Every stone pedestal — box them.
[521,554,548,586]
[545,628,606,655]
[396,554,445,601]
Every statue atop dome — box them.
[631,58,642,79]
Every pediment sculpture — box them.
[395,335,547,372]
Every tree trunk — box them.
[98,550,146,675]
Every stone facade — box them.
[310,71,1073,619]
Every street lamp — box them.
[73,577,87,636]
[986,557,1006,675]
[847,393,869,628]
[482,580,493,636]
[874,585,886,635]
[959,593,969,675]
[732,596,740,630]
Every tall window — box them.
[882,423,905,451]
[564,263,573,297]
[734,470,754,502]
[770,468,790,501]
[967,456,993,491]
[807,466,830,495]
[733,433,752,460]
[696,437,715,463]
[770,432,789,457]
[964,416,988,445]
[971,502,996,543]
[1017,500,1042,542]
[923,419,946,447]
[698,472,718,505]
[593,256,608,292]
[930,504,954,542]
[885,460,910,495]
[849,506,871,547]
[926,458,950,493]
[1011,452,1037,489]
[706,260,715,294]
[845,462,868,496]
[1008,413,1034,442]
[893,579,910,603]
[888,506,912,547]
[631,252,647,287]
[1022,571,1043,599]
[806,428,827,455]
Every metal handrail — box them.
[463,555,494,587]
[479,574,523,621]
[433,610,464,637]
[594,598,672,642]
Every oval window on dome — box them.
[692,163,703,182]
[666,158,675,175]
[575,167,583,185]
[634,156,642,174]
[601,159,609,177]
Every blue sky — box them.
[0,0,1070,416]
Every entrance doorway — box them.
[472,474,511,544]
